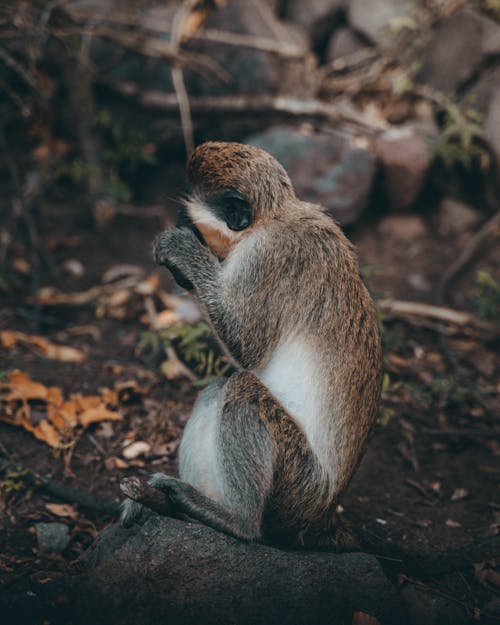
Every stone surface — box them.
[284,0,344,41]
[436,197,482,237]
[246,126,377,224]
[400,585,469,625]
[68,515,404,625]
[186,0,315,98]
[348,0,421,48]
[485,88,500,163]
[378,215,427,242]
[35,522,70,553]
[374,126,429,212]
[326,27,369,61]
[417,9,500,92]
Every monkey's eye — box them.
[210,190,252,232]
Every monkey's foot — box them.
[119,475,177,527]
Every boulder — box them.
[283,0,344,42]
[436,197,482,237]
[417,9,500,92]
[485,88,500,164]
[378,215,428,243]
[186,0,315,98]
[326,27,370,62]
[374,126,430,212]
[246,126,377,224]
[70,516,405,625]
[348,0,422,48]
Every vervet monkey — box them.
[121,142,382,548]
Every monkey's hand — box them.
[153,227,215,291]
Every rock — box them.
[485,88,500,163]
[35,522,70,554]
[186,0,315,98]
[246,126,377,224]
[378,215,427,242]
[401,584,469,625]
[374,126,430,212]
[436,198,482,237]
[283,0,344,42]
[417,9,500,92]
[326,27,370,62]
[72,515,404,625]
[348,0,422,48]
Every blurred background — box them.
[0,1,499,623]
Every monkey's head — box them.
[181,142,295,259]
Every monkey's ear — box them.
[176,206,206,245]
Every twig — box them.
[192,28,305,58]
[437,211,500,306]
[103,79,386,136]
[0,451,120,517]
[377,299,499,337]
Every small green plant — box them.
[433,100,490,171]
[483,0,500,20]
[93,110,157,174]
[57,109,157,205]
[1,468,31,496]
[137,322,233,385]
[474,269,500,321]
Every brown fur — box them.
[122,141,383,548]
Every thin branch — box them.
[377,299,499,337]
[103,79,386,136]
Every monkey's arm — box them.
[153,227,287,368]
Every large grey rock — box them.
[246,126,377,224]
[374,126,430,212]
[417,9,500,92]
[485,88,500,163]
[69,515,404,625]
[326,27,370,62]
[35,522,70,553]
[283,0,344,42]
[186,0,315,98]
[348,0,422,48]
[436,197,482,237]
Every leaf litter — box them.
[0,370,122,448]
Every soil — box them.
[0,169,499,623]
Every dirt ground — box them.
[0,167,499,622]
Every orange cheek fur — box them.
[196,223,236,260]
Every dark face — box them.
[207,189,253,232]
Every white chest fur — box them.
[255,336,335,480]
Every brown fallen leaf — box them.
[445,519,462,528]
[45,503,78,519]
[451,488,469,501]
[0,370,51,401]
[79,406,122,427]
[122,441,151,460]
[32,420,62,448]
[0,331,85,363]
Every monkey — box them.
[121,141,383,548]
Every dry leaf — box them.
[445,519,462,528]
[0,331,85,363]
[105,456,128,470]
[32,420,62,447]
[451,488,468,501]
[1,370,50,401]
[79,406,122,427]
[45,503,78,519]
[155,309,181,329]
[122,441,151,460]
